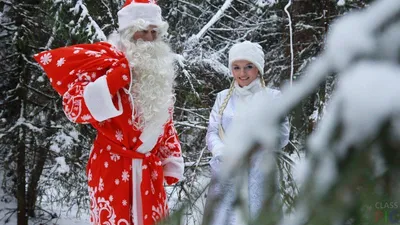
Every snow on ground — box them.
[0,176,211,225]
[0,193,90,225]
[0,154,305,225]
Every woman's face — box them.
[133,25,158,42]
[231,60,259,87]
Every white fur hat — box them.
[228,41,265,76]
[117,0,164,31]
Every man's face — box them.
[133,25,158,42]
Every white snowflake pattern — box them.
[152,202,166,222]
[109,195,114,202]
[106,68,114,74]
[122,75,128,81]
[81,114,92,121]
[106,145,111,151]
[69,69,75,75]
[121,63,127,68]
[115,179,120,185]
[97,67,103,70]
[167,143,176,149]
[91,72,97,79]
[159,146,171,157]
[56,58,65,67]
[85,50,102,58]
[145,215,148,219]
[152,212,159,221]
[40,53,52,65]
[122,170,129,182]
[93,153,97,160]
[56,81,62,86]
[115,130,123,142]
[109,46,122,55]
[88,170,92,181]
[76,71,90,81]
[142,165,148,170]
[110,153,120,162]
[151,171,158,181]
[73,47,83,54]
[99,177,104,192]
[104,161,109,168]
[122,199,128,206]
[145,190,149,195]
[151,181,155,194]
[132,137,137,143]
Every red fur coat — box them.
[34,42,184,225]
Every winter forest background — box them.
[1,0,400,224]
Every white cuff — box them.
[163,157,184,180]
[83,76,123,122]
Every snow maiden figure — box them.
[33,0,184,224]
[205,41,290,225]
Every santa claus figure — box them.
[33,0,184,225]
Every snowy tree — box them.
[199,0,400,224]
[0,0,116,224]
[1,0,392,224]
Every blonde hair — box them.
[219,74,265,116]
[217,75,265,139]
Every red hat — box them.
[117,0,163,31]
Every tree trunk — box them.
[15,5,29,223]
[26,146,49,217]
[16,129,27,225]
[286,0,338,151]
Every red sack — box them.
[33,42,130,96]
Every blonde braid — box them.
[217,81,235,140]
[260,74,266,88]
[218,81,235,116]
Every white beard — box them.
[123,39,176,129]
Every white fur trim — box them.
[132,159,144,225]
[118,3,162,31]
[162,157,184,180]
[83,76,123,122]
[229,41,265,76]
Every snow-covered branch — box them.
[71,0,107,41]
[194,0,233,39]
[284,0,294,86]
